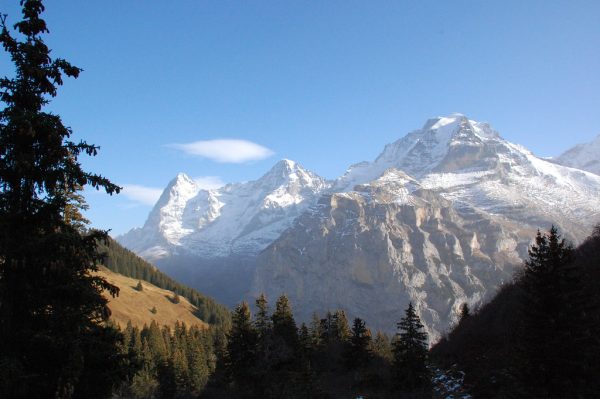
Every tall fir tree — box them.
[0,2,124,398]
[188,341,209,393]
[226,302,258,395]
[392,302,429,391]
[516,226,589,397]
[309,312,323,347]
[332,309,351,342]
[254,293,271,338]
[344,318,372,370]
[147,321,168,364]
[272,294,299,349]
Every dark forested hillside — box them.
[100,238,231,328]
[431,227,600,398]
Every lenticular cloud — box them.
[169,139,274,163]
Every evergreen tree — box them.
[298,323,312,356]
[226,302,258,394]
[332,309,351,342]
[392,302,429,391]
[272,294,299,349]
[370,331,392,362]
[188,341,209,393]
[0,2,124,397]
[319,311,335,344]
[129,366,159,399]
[147,321,168,364]
[122,321,134,355]
[131,327,144,364]
[344,318,371,370]
[135,281,143,292]
[309,312,323,347]
[254,293,271,338]
[170,347,189,396]
[516,226,588,397]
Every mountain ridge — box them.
[117,114,600,337]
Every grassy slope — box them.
[98,266,208,329]
[100,238,231,328]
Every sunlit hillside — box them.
[97,266,208,329]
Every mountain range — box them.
[118,114,600,339]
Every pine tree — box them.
[129,366,159,399]
[344,318,371,370]
[298,323,312,360]
[188,341,209,393]
[254,293,271,338]
[135,281,143,292]
[272,294,299,349]
[516,226,588,397]
[332,309,351,342]
[309,312,323,347]
[392,302,429,391]
[131,327,144,364]
[147,321,168,364]
[226,302,258,394]
[370,331,392,362]
[0,2,123,397]
[319,311,335,344]
[170,347,189,396]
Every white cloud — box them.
[193,176,225,190]
[168,139,274,163]
[122,184,163,206]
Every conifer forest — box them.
[1,1,599,398]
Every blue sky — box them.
[2,1,599,235]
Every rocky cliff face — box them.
[252,170,530,340]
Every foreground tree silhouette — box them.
[392,302,429,391]
[0,2,123,398]
[225,302,257,396]
[344,318,371,370]
[517,226,589,397]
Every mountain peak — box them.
[269,158,298,173]
[336,115,508,191]
[159,173,199,203]
[422,113,467,132]
[374,114,502,174]
[169,172,195,188]
[256,159,326,190]
[554,133,600,175]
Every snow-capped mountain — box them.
[336,114,600,240]
[119,159,330,261]
[118,114,600,337]
[252,114,600,339]
[553,134,600,175]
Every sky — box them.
[1,1,599,235]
